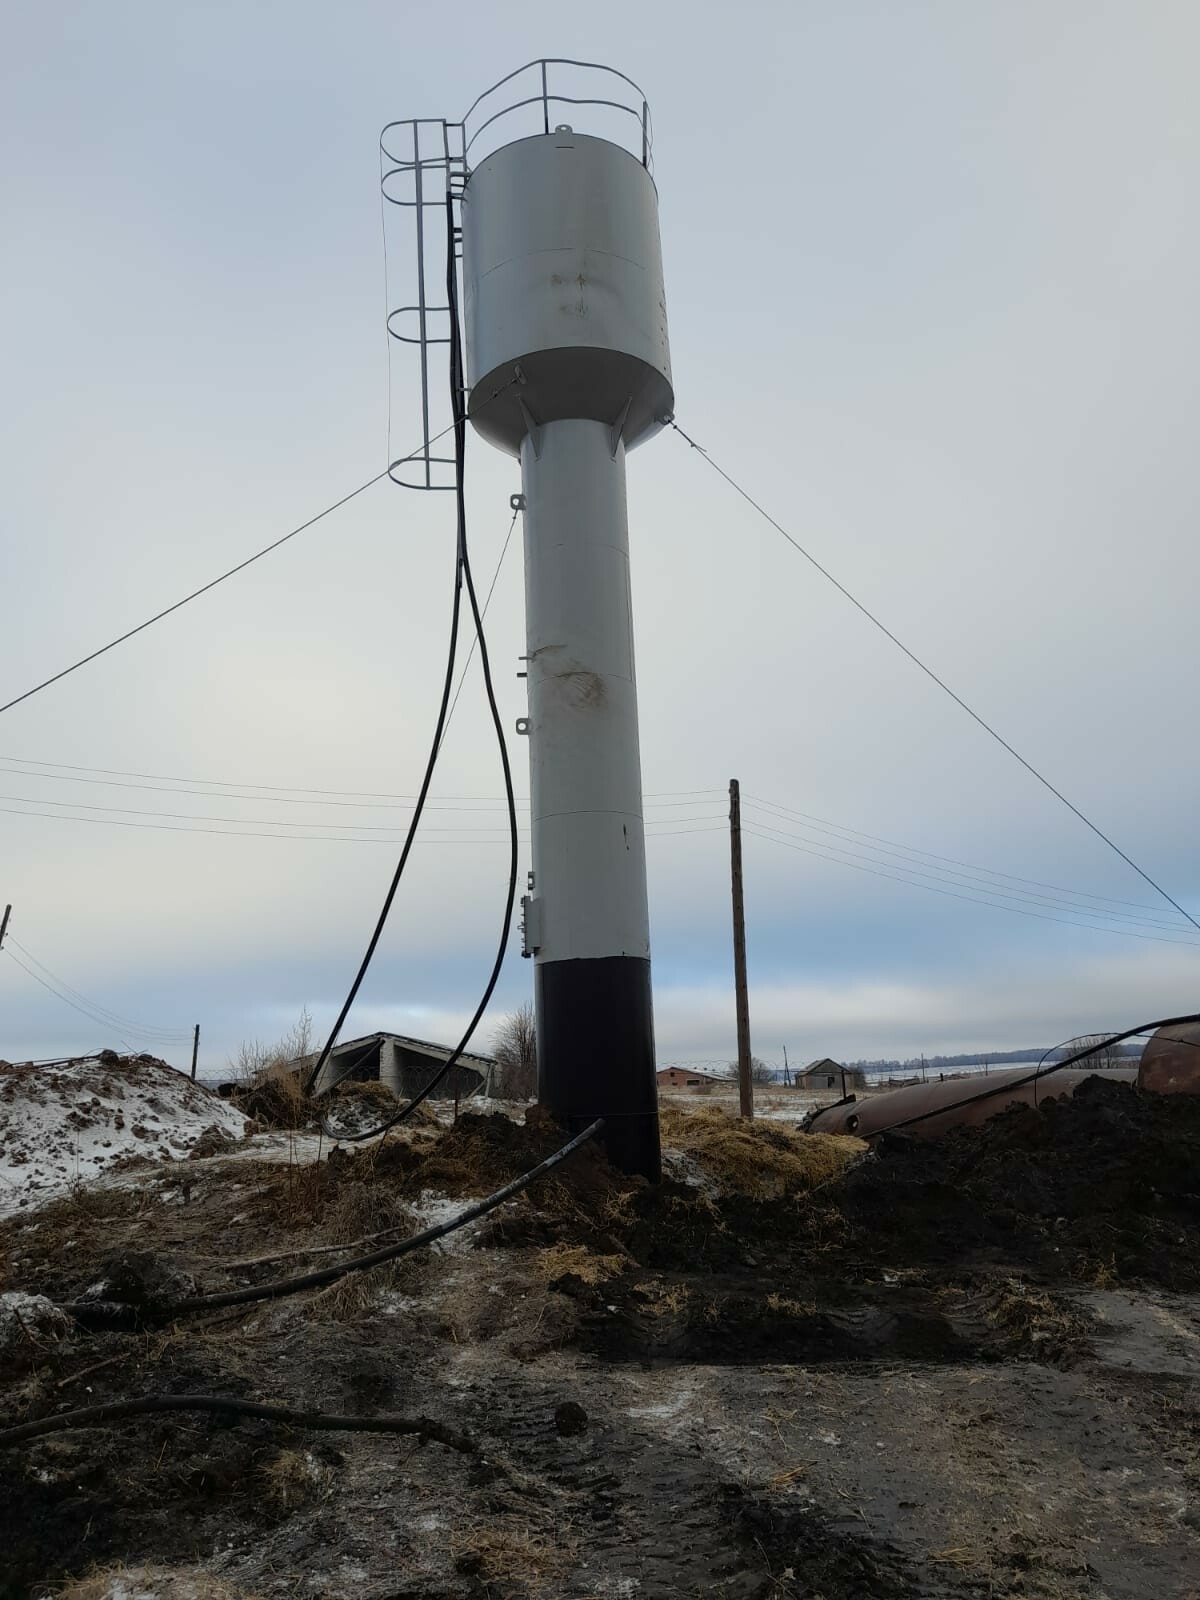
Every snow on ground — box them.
[410,1190,485,1253]
[660,1089,833,1123]
[0,1052,249,1216]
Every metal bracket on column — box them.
[520,894,543,958]
[510,492,527,511]
[518,398,543,459]
[609,397,632,459]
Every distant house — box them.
[296,1032,494,1100]
[797,1058,867,1092]
[656,1066,727,1092]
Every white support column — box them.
[519,417,659,1178]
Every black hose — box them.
[311,188,520,1140]
[61,1119,602,1325]
[0,1394,476,1453]
[300,359,519,1104]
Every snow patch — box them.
[0,1053,249,1216]
[411,1190,480,1253]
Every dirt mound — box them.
[228,1064,311,1130]
[371,1106,613,1199]
[0,1053,248,1215]
[821,1075,1200,1289]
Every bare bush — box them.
[231,1006,314,1084]
[1066,1034,1124,1071]
[228,1007,316,1129]
[492,1002,537,1098]
[726,1055,775,1085]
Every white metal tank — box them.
[462,129,673,455]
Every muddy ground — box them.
[1,1080,1198,1599]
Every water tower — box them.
[382,62,672,1178]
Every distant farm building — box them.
[657,1066,727,1092]
[298,1033,493,1100]
[797,1059,868,1092]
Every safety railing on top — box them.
[378,61,655,491]
[459,57,653,173]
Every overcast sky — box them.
[3,1,1198,1074]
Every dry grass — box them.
[333,1079,395,1108]
[765,1292,815,1318]
[307,1264,398,1322]
[659,1105,865,1200]
[1091,1254,1120,1289]
[985,1278,1090,1354]
[58,1565,254,1600]
[640,1281,692,1319]
[321,1177,415,1245]
[451,1522,574,1591]
[232,1057,312,1130]
[536,1242,627,1284]
[259,1447,333,1514]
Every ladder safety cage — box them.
[380,64,653,494]
[380,118,466,491]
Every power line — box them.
[5,936,189,1042]
[744,792,1178,916]
[742,823,1200,948]
[0,755,721,810]
[671,419,1200,936]
[744,814,1193,936]
[2,949,183,1047]
[11,733,1191,928]
[0,801,724,846]
[741,801,1192,933]
[0,789,723,833]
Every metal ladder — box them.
[379,118,467,491]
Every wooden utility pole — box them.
[728,779,754,1120]
[782,1044,790,1087]
[190,1024,200,1082]
[0,904,11,952]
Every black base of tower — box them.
[535,955,661,1182]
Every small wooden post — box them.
[190,1024,200,1082]
[729,779,754,1120]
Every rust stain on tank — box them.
[1139,1022,1200,1095]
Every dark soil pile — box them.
[363,1107,617,1202]
[600,1078,1200,1292]
[826,1077,1200,1289]
[555,1080,1200,1366]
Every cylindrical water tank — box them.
[461,130,673,455]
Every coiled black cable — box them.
[304,189,519,1139]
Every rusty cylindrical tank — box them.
[805,1065,1138,1142]
[1138,1021,1200,1094]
